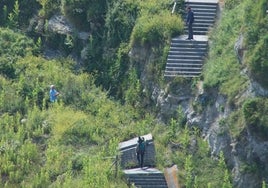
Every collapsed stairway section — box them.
[119,133,156,169]
[119,134,168,188]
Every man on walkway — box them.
[136,137,146,168]
[186,6,194,40]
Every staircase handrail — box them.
[172,1,177,14]
[103,155,120,178]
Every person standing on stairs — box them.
[186,6,194,40]
[136,137,146,168]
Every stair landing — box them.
[175,34,208,41]
[124,167,163,175]
[186,0,218,3]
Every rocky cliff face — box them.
[134,34,268,187]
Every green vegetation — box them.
[201,0,268,185]
[203,1,248,99]
[129,0,183,45]
[203,0,268,138]
[0,0,268,187]
[244,0,268,88]
[0,28,38,78]
[243,98,268,140]
[0,37,144,186]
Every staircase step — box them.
[165,68,202,73]
[169,47,207,52]
[192,22,214,27]
[194,19,215,24]
[185,2,218,7]
[164,71,202,77]
[166,62,203,65]
[171,36,208,44]
[168,54,206,58]
[166,64,203,68]
[134,185,168,188]
[168,50,206,53]
[188,7,217,13]
[191,15,216,20]
[170,40,208,45]
[164,74,200,78]
[166,63,203,67]
[192,12,217,17]
[165,70,202,74]
[168,55,204,60]
[184,26,211,32]
[128,177,167,182]
[192,31,210,35]
[167,58,203,63]
[170,44,207,49]
[125,169,168,188]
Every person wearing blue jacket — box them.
[49,85,60,102]
[186,6,194,40]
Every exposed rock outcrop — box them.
[47,14,90,40]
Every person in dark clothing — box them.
[186,6,194,40]
[136,137,145,168]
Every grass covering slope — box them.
[1,0,268,187]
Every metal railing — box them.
[172,1,177,14]
[103,155,119,178]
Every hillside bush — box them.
[246,34,268,87]
[224,0,242,10]
[0,77,25,114]
[2,0,267,187]
[0,0,40,27]
[38,0,60,17]
[243,98,268,139]
[104,0,138,47]
[0,28,38,78]
[6,0,19,29]
[61,0,106,30]
[130,12,183,46]
[203,2,248,102]
[244,0,268,88]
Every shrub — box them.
[243,0,268,88]
[202,3,248,101]
[38,0,60,18]
[130,12,183,46]
[246,34,268,88]
[61,0,106,30]
[243,98,268,139]
[0,28,37,78]
[104,0,138,47]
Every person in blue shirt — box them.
[49,85,59,102]
[186,6,194,40]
